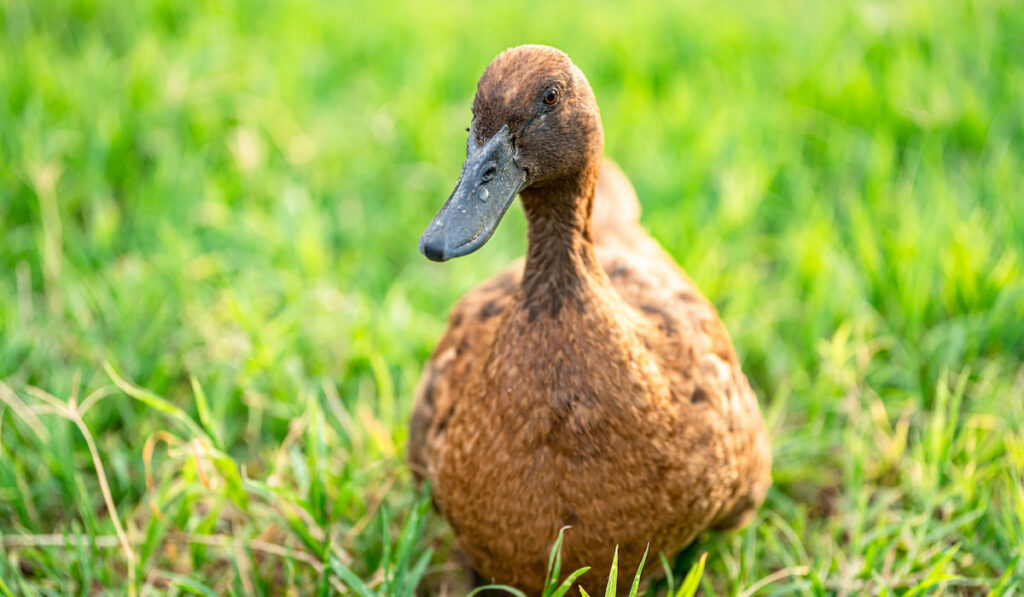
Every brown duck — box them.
[409,45,771,595]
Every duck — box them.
[408,45,771,595]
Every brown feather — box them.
[408,45,771,596]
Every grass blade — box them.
[628,545,649,596]
[329,558,376,597]
[209,449,249,511]
[404,547,435,593]
[468,585,529,597]
[189,375,221,449]
[605,546,619,597]
[545,526,570,593]
[159,572,220,597]
[379,503,392,591]
[674,552,707,597]
[0,573,15,597]
[901,544,962,597]
[393,493,430,594]
[990,551,1023,594]
[104,362,206,440]
[659,552,675,596]
[549,567,591,597]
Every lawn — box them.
[1,0,1023,594]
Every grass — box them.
[1,0,1023,594]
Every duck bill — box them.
[419,125,527,262]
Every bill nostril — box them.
[480,165,496,183]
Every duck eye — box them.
[543,88,558,105]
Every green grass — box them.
[2,0,1023,594]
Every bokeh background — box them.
[1,0,1023,594]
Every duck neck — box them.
[518,168,605,319]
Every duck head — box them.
[419,45,604,262]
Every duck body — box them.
[409,46,770,595]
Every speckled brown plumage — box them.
[409,45,771,595]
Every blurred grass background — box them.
[2,0,1024,594]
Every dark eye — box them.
[543,88,558,105]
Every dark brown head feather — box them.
[472,45,603,188]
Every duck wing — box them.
[592,161,771,529]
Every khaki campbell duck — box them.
[409,45,771,595]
